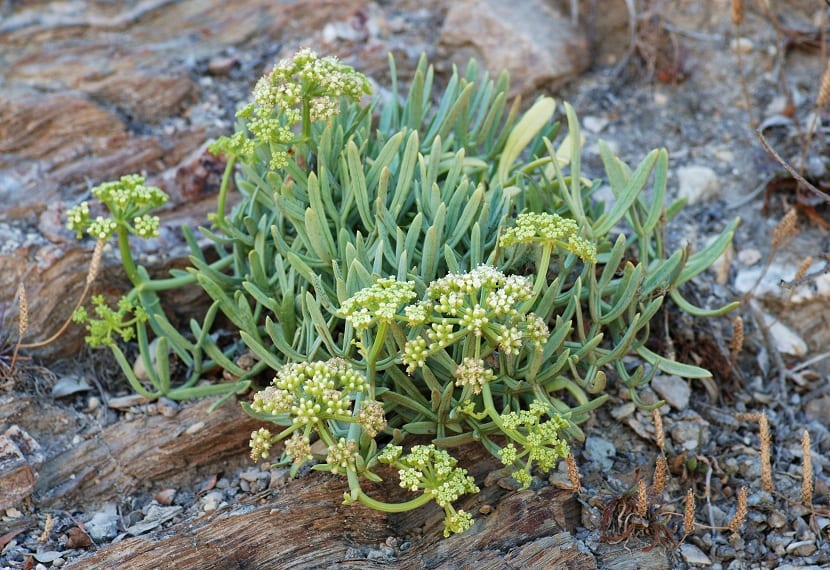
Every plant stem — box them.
[355,489,433,513]
[214,155,237,227]
[116,226,140,285]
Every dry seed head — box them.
[802,429,814,505]
[735,411,761,422]
[566,453,581,492]
[16,284,28,338]
[38,513,54,543]
[819,61,830,108]
[731,0,743,26]
[793,256,814,285]
[652,454,668,494]
[636,479,648,518]
[771,208,798,250]
[87,239,105,286]
[683,488,696,536]
[759,412,774,493]
[652,408,665,452]
[729,315,744,357]
[728,486,748,534]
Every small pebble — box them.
[730,37,754,54]
[201,490,224,513]
[786,540,817,557]
[680,543,712,566]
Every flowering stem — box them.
[116,225,140,285]
[532,244,553,297]
[214,154,237,227]
[354,489,433,513]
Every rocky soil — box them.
[2,0,830,568]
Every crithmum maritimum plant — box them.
[68,48,738,535]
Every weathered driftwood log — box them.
[35,397,262,508]
[65,479,594,570]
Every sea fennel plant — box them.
[68,49,738,535]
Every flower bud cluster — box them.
[213,48,371,167]
[249,427,273,460]
[72,294,148,348]
[497,401,570,488]
[500,212,597,263]
[400,265,549,373]
[66,175,168,240]
[326,437,359,475]
[378,444,478,536]
[339,278,416,330]
[251,358,369,428]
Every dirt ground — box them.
[3,1,830,569]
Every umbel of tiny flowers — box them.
[400,265,549,397]
[357,444,479,537]
[247,358,387,476]
[500,211,597,295]
[72,294,148,349]
[66,174,167,284]
[209,48,371,225]
[339,277,416,389]
[493,400,570,488]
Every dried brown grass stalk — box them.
[731,0,743,26]
[683,488,695,536]
[566,453,581,493]
[636,479,647,518]
[728,486,748,534]
[771,208,798,251]
[652,455,668,494]
[802,430,814,506]
[819,61,830,108]
[8,284,28,374]
[759,412,774,493]
[652,408,665,452]
[729,315,744,362]
[21,239,105,350]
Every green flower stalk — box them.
[66,174,167,283]
[500,211,597,294]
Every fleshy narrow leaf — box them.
[497,97,556,185]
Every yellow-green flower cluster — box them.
[255,48,371,121]
[500,212,597,263]
[251,358,368,427]
[454,357,497,395]
[66,175,168,240]
[326,437,359,475]
[378,444,479,537]
[72,294,148,348]
[215,48,371,168]
[249,427,273,460]
[284,432,313,465]
[401,266,549,373]
[356,399,387,438]
[339,278,416,330]
[498,401,570,488]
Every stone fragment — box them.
[86,503,120,541]
[438,0,589,97]
[680,543,711,566]
[0,425,43,510]
[651,375,690,410]
[677,165,718,204]
[584,436,616,471]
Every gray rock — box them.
[677,165,718,204]
[651,375,690,410]
[585,436,616,471]
[438,0,589,97]
[86,504,119,541]
[680,543,712,566]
